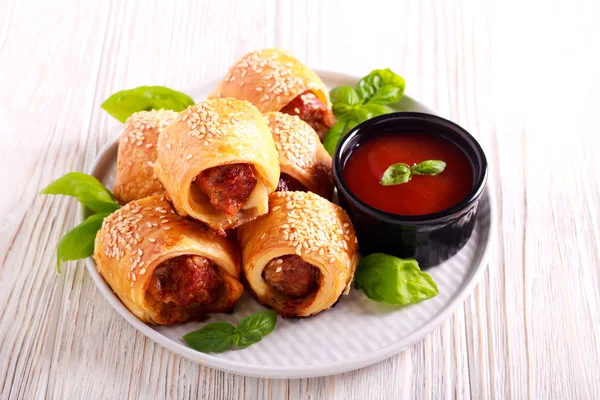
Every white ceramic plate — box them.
[83,71,495,379]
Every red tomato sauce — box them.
[343,132,473,216]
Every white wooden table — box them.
[1,0,599,398]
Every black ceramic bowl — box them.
[333,112,488,267]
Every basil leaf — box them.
[330,86,361,118]
[357,103,393,119]
[236,310,277,348]
[355,253,438,305]
[57,212,111,272]
[356,69,406,105]
[323,119,359,156]
[380,163,412,186]
[183,322,237,353]
[101,86,194,123]
[41,172,120,213]
[411,160,446,176]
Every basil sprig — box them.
[380,160,446,186]
[183,310,277,353]
[41,172,120,272]
[101,86,195,123]
[324,68,406,155]
[355,253,438,305]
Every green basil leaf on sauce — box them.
[56,212,111,272]
[380,163,412,186]
[101,86,195,123]
[235,310,277,348]
[411,160,446,176]
[41,172,120,213]
[323,119,359,156]
[183,322,238,353]
[356,68,406,104]
[355,253,438,305]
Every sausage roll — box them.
[93,195,244,325]
[113,110,179,204]
[266,112,333,199]
[209,48,335,139]
[237,191,359,317]
[153,98,280,235]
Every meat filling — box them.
[276,173,307,192]
[262,255,320,298]
[148,255,222,307]
[195,163,257,215]
[280,91,335,139]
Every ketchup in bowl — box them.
[332,112,488,266]
[343,132,473,216]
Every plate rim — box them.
[81,70,496,379]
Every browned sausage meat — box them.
[148,255,222,307]
[280,91,335,140]
[275,173,307,192]
[262,255,320,298]
[195,163,257,215]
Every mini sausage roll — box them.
[209,48,335,139]
[93,195,244,325]
[153,98,280,235]
[266,112,333,199]
[113,110,179,204]
[237,191,359,317]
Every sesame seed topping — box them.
[148,238,156,243]
[139,268,147,275]
[166,143,172,149]
[263,191,357,265]
[164,226,172,231]
[276,266,282,273]
[265,112,331,173]
[185,154,193,160]
[276,259,283,264]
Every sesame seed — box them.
[147,161,153,167]
[132,273,137,282]
[164,226,172,230]
[276,266,282,273]
[148,238,156,243]
[260,233,267,239]
[185,154,193,160]
[139,268,147,275]
[329,257,336,263]
[166,143,172,149]
[276,259,283,264]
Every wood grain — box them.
[1,0,599,398]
